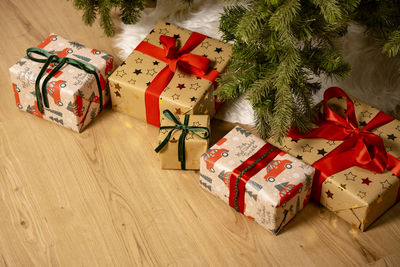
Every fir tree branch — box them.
[382,30,400,57]
[219,5,247,41]
[311,0,342,24]
[268,0,300,32]
[74,0,97,25]
[98,0,115,36]
[119,0,146,24]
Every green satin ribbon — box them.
[26,47,103,113]
[155,109,210,170]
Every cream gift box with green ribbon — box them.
[155,110,210,170]
[9,34,113,132]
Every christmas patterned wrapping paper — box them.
[157,112,210,170]
[108,21,232,127]
[9,34,113,132]
[268,88,400,231]
[200,126,315,234]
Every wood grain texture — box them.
[1,0,400,266]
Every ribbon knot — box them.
[160,35,211,76]
[352,127,361,135]
[166,58,179,72]
[26,47,103,114]
[155,109,210,170]
[289,87,400,200]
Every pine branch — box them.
[382,30,400,57]
[74,0,97,25]
[236,8,271,43]
[217,0,356,140]
[99,0,115,37]
[119,0,146,24]
[268,0,300,33]
[71,0,193,36]
[219,5,247,41]
[311,0,342,24]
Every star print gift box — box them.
[268,87,400,231]
[200,126,315,234]
[9,34,113,132]
[108,21,232,127]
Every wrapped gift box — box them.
[268,87,400,231]
[9,34,113,132]
[108,21,232,127]
[200,126,315,234]
[156,110,210,170]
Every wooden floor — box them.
[1,0,400,266]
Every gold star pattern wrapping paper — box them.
[9,34,113,132]
[268,92,400,231]
[108,21,232,125]
[200,126,315,234]
[158,114,210,170]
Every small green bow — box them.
[155,109,210,170]
[26,47,103,113]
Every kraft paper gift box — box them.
[200,126,315,234]
[268,87,400,231]
[155,110,210,170]
[108,21,232,127]
[9,34,113,132]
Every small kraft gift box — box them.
[9,34,113,132]
[108,21,232,127]
[200,126,315,234]
[155,109,210,170]
[268,87,400,231]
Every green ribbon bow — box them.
[155,109,210,170]
[26,47,103,114]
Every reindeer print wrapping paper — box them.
[9,34,113,132]
[200,126,315,234]
[108,21,232,127]
[268,94,400,231]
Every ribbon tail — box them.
[387,154,400,177]
[34,55,59,112]
[41,57,67,109]
[363,111,394,132]
[155,130,174,153]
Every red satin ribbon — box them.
[135,33,220,127]
[229,143,282,213]
[289,87,400,201]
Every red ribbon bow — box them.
[289,87,400,201]
[135,33,220,127]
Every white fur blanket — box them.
[113,0,400,125]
